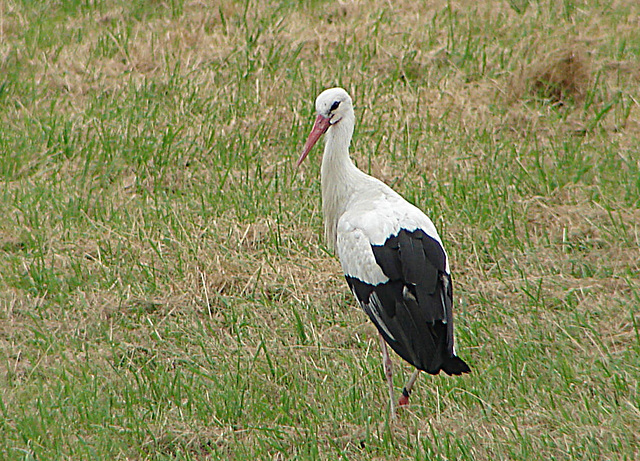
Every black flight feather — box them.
[347,228,470,375]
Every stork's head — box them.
[296,87,353,167]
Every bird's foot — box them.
[398,388,411,407]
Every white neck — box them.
[320,113,367,249]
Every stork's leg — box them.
[398,368,420,407]
[378,332,395,419]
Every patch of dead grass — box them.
[518,48,592,106]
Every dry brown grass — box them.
[519,48,592,105]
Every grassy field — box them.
[1,0,639,459]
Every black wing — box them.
[346,228,470,375]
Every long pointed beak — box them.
[296,114,331,167]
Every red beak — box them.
[296,114,331,167]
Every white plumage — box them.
[297,87,470,418]
[336,195,450,281]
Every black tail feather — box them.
[441,355,471,376]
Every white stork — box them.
[297,87,470,417]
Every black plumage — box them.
[346,229,470,376]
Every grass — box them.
[1,0,639,459]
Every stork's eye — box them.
[330,100,340,112]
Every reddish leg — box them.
[398,369,420,407]
[378,332,395,419]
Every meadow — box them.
[1,0,639,459]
